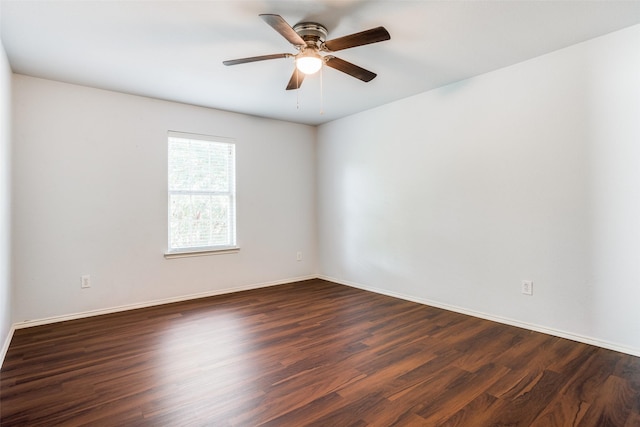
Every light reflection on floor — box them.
[148,310,264,423]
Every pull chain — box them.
[296,67,300,110]
[320,65,324,115]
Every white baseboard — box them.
[12,275,317,330]
[319,275,640,358]
[0,324,15,366]
[5,274,638,365]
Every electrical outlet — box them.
[522,280,533,296]
[296,251,303,261]
[81,275,91,289]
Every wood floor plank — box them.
[529,346,622,426]
[416,363,511,424]
[438,392,502,427]
[577,374,634,426]
[1,279,639,426]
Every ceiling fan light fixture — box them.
[296,50,323,75]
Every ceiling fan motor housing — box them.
[293,22,328,49]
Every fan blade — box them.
[324,56,377,82]
[286,68,305,90]
[324,26,390,52]
[259,14,306,47]
[223,53,292,66]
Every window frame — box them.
[164,131,239,259]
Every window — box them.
[166,131,237,256]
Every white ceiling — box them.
[2,0,640,126]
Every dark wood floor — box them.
[1,279,639,426]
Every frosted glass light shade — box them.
[296,52,323,75]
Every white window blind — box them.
[167,132,236,253]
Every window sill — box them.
[164,247,240,259]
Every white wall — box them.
[0,39,13,354]
[12,76,317,323]
[318,24,640,354]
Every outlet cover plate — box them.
[81,275,91,289]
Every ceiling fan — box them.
[223,14,390,90]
